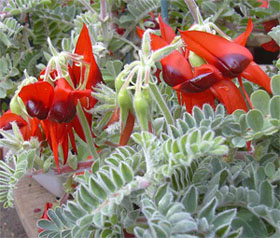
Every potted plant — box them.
[0,0,280,237]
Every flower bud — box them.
[115,71,126,94]
[142,85,152,106]
[133,92,149,131]
[118,88,133,131]
[189,51,206,68]
[10,95,25,116]
[141,29,152,59]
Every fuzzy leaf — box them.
[250,90,270,115]
[246,109,264,132]
[198,198,217,223]
[182,185,197,213]
[259,180,274,207]
[270,96,280,119]
[271,75,280,96]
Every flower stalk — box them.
[76,102,99,160]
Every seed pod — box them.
[133,92,149,131]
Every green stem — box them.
[149,82,174,125]
[76,102,99,159]
[184,0,199,24]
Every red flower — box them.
[138,16,271,113]
[18,78,91,170]
[257,0,279,52]
[13,24,102,172]
[0,110,42,141]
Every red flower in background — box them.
[0,110,43,141]
[138,15,271,113]
[258,0,279,53]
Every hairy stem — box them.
[76,102,99,159]
[149,82,174,125]
[184,0,199,24]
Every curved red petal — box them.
[68,126,78,154]
[73,24,103,89]
[0,111,27,130]
[158,14,176,44]
[261,40,280,53]
[161,51,193,87]
[71,116,86,142]
[19,81,54,120]
[262,19,279,33]
[49,122,60,172]
[180,30,253,78]
[19,81,54,105]
[119,111,135,146]
[174,64,223,93]
[210,79,248,114]
[234,18,253,46]
[241,61,272,93]
[62,128,69,164]
[137,27,169,50]
[181,90,216,113]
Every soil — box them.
[0,205,27,238]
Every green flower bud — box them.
[115,71,126,93]
[134,92,149,131]
[142,85,152,106]
[189,51,206,68]
[10,95,25,115]
[118,88,133,131]
[141,29,152,59]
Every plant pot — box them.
[32,170,67,198]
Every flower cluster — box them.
[138,15,271,113]
[0,24,102,172]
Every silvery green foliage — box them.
[0,123,40,207]
[37,77,280,237]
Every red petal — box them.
[210,80,248,113]
[0,111,27,130]
[158,14,176,44]
[137,27,168,50]
[174,64,223,93]
[180,30,253,78]
[71,116,86,142]
[68,126,78,154]
[241,61,272,93]
[73,24,103,89]
[61,127,69,164]
[181,90,216,113]
[234,18,253,46]
[262,19,279,33]
[137,27,193,87]
[257,0,268,8]
[119,111,135,146]
[48,122,60,172]
[19,81,54,120]
[261,40,280,53]
[105,107,120,128]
